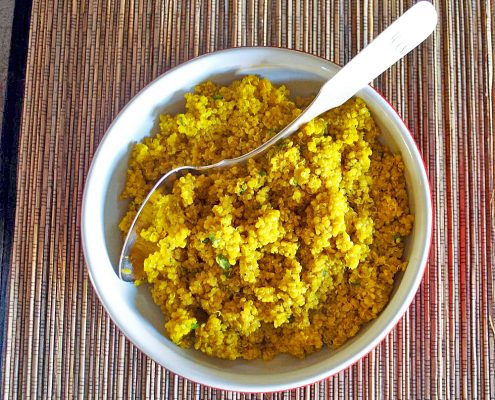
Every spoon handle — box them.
[306,0,438,118]
[231,2,437,165]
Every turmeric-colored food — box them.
[119,75,413,360]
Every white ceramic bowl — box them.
[82,47,432,392]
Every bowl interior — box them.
[83,48,431,392]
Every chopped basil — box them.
[239,183,247,195]
[202,234,220,246]
[191,322,199,330]
[259,169,267,177]
[213,94,223,100]
[216,254,231,271]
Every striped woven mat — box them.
[2,0,494,398]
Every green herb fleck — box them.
[213,94,223,100]
[289,177,298,187]
[202,234,220,246]
[322,270,328,277]
[392,233,403,243]
[216,254,231,271]
[191,322,199,330]
[259,169,267,177]
[210,235,220,246]
[239,183,247,195]
[177,114,186,125]
[350,280,360,286]
[267,128,277,136]
[277,140,288,148]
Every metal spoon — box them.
[119,1,437,282]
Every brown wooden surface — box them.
[2,0,495,398]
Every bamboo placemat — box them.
[2,0,494,398]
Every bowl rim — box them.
[81,46,433,393]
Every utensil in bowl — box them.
[119,1,437,282]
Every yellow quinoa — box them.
[119,75,413,360]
